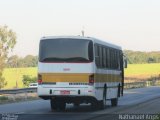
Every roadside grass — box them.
[153,114,160,120]
[2,67,37,89]
[1,63,160,89]
[0,94,39,105]
[124,63,160,83]
[0,96,8,101]
[125,63,160,77]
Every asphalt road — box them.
[0,86,160,120]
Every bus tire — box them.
[74,103,80,107]
[57,101,66,111]
[91,101,98,110]
[111,98,118,107]
[50,99,58,111]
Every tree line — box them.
[7,55,38,68]
[6,50,160,68]
[124,50,160,64]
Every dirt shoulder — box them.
[0,93,39,105]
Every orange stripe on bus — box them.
[39,73,122,83]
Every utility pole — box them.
[81,30,84,36]
[81,26,85,36]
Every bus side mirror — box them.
[124,59,127,68]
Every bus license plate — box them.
[60,90,70,95]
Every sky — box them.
[0,0,160,57]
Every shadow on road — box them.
[48,104,113,113]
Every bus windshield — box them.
[39,38,93,63]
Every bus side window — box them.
[117,51,120,70]
[106,48,109,69]
[88,41,93,61]
[108,48,111,69]
[95,45,100,67]
[110,49,113,69]
[114,49,117,69]
[102,47,106,68]
[112,49,115,69]
[113,49,116,69]
[99,46,103,68]
[120,51,123,70]
[113,49,119,70]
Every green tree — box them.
[0,72,7,89]
[6,55,38,68]
[0,25,16,89]
[7,55,19,68]
[124,50,160,64]
[23,55,38,67]
[22,75,37,87]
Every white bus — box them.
[37,36,127,110]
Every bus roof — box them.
[40,36,122,50]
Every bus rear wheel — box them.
[111,98,118,107]
[74,103,80,107]
[50,99,66,111]
[50,99,58,111]
[57,101,66,111]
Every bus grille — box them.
[69,83,88,85]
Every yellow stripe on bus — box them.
[39,73,122,83]
[40,73,90,83]
[95,74,122,82]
